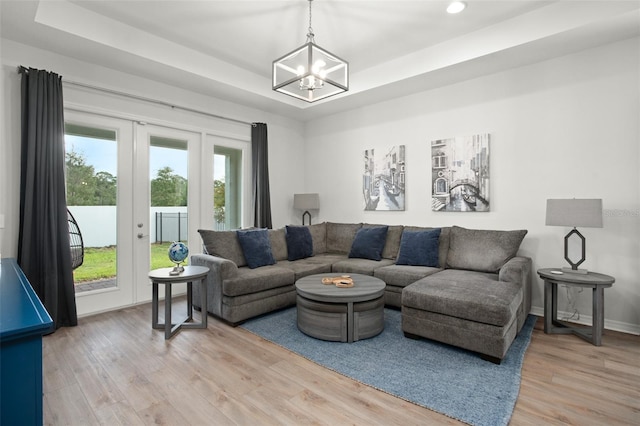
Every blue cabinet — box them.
[0,258,54,426]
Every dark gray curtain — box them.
[251,122,273,229]
[18,67,77,329]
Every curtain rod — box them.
[17,65,254,127]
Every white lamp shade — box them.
[293,193,320,210]
[545,199,603,228]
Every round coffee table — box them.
[295,273,385,343]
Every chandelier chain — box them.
[306,0,315,43]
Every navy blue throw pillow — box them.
[348,226,389,261]
[236,228,276,269]
[285,225,314,261]
[396,228,441,267]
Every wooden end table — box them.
[537,268,615,346]
[149,265,209,339]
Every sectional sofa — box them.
[191,222,531,362]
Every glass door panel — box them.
[134,124,200,303]
[65,111,135,316]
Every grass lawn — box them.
[73,242,188,283]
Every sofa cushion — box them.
[327,222,362,254]
[222,265,295,296]
[269,228,288,261]
[198,229,246,267]
[348,226,388,261]
[277,259,332,280]
[285,225,314,261]
[364,224,403,259]
[308,222,327,255]
[402,269,522,327]
[236,229,276,269]
[374,264,442,288]
[446,226,527,273]
[332,258,395,276]
[396,228,441,267]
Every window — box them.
[433,154,447,169]
[213,146,242,230]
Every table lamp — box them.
[545,198,603,274]
[293,193,319,225]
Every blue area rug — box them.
[241,307,536,426]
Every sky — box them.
[65,135,225,180]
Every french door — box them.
[65,111,136,315]
[133,123,202,303]
[66,111,203,315]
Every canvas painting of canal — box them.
[363,145,406,211]
[431,134,490,212]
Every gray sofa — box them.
[191,222,531,363]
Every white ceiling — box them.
[2,1,639,121]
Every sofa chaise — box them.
[191,222,530,362]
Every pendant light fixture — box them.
[272,0,348,103]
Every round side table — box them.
[295,273,385,343]
[537,268,614,346]
[149,265,209,339]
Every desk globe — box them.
[168,241,189,275]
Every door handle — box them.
[137,233,149,239]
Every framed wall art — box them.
[363,145,406,211]
[431,134,490,212]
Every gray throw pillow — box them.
[198,229,246,267]
[326,222,362,254]
[269,228,288,261]
[446,226,527,273]
[308,222,327,255]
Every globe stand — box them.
[169,263,184,276]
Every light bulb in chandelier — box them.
[312,60,326,74]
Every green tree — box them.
[151,167,187,206]
[214,179,225,224]
[66,150,97,205]
[95,171,117,205]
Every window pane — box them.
[65,125,117,293]
[150,136,189,268]
[214,146,242,230]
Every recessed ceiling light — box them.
[447,1,467,14]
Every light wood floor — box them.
[43,300,640,425]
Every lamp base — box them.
[561,267,588,275]
[302,211,311,226]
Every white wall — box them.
[304,38,640,334]
[2,35,638,333]
[0,39,306,258]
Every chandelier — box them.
[272,0,348,103]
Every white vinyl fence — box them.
[68,206,189,247]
